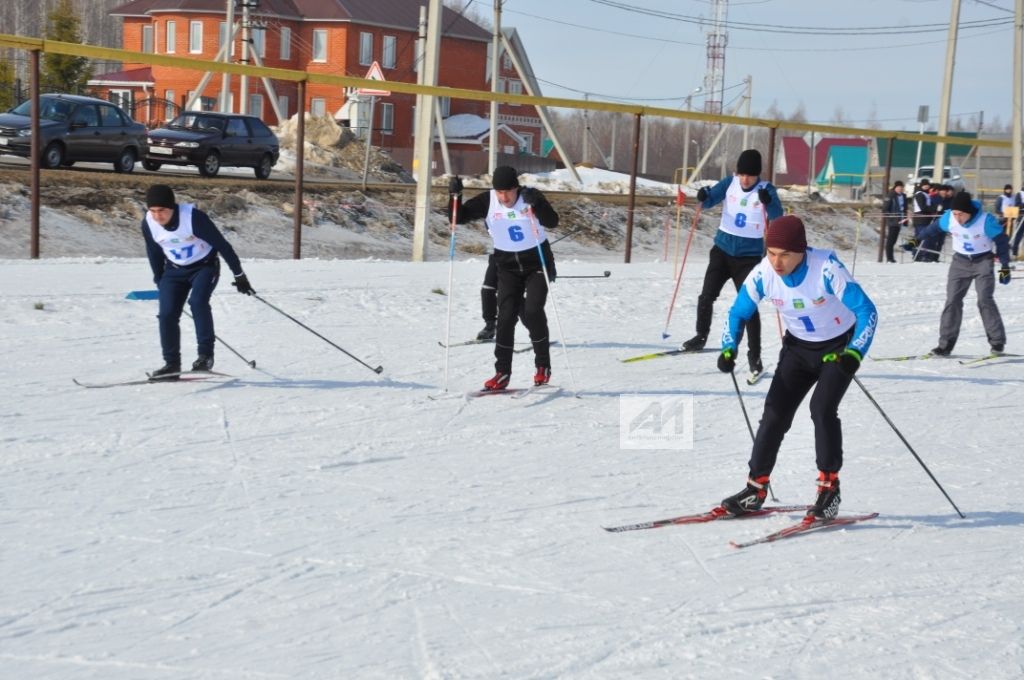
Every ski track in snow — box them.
[1,255,1023,678]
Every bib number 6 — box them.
[508,225,525,242]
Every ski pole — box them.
[661,203,701,338]
[852,375,965,518]
[527,209,579,395]
[252,294,383,375]
[183,310,256,368]
[549,224,585,246]
[558,271,611,279]
[442,193,458,392]
[729,368,755,443]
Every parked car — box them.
[0,93,146,172]
[908,165,966,193]
[144,112,280,179]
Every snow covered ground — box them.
[2,247,1022,679]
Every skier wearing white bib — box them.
[141,185,254,380]
[716,216,878,520]
[681,149,783,376]
[449,167,559,390]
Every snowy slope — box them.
[2,254,1022,679]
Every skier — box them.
[680,149,783,376]
[716,215,878,520]
[448,166,558,390]
[141,184,255,379]
[915,191,1011,356]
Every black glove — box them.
[232,273,255,296]
[696,187,709,202]
[757,188,772,206]
[998,267,1011,285]
[717,349,736,373]
[448,176,463,195]
[825,349,861,376]
[519,187,540,207]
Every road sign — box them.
[356,61,391,97]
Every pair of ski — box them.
[439,339,558,354]
[873,352,1021,366]
[621,347,768,386]
[603,504,879,549]
[73,369,234,389]
[430,383,561,401]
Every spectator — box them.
[883,180,908,263]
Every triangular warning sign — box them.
[357,61,391,97]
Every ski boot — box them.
[476,323,496,341]
[150,362,181,381]
[807,472,841,520]
[680,333,707,352]
[721,475,770,516]
[192,355,215,372]
[533,366,551,386]
[748,352,763,375]
[483,372,510,391]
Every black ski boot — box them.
[192,355,215,372]
[930,345,951,357]
[476,322,496,341]
[150,362,181,381]
[807,472,841,520]
[748,352,763,375]
[680,334,707,352]
[721,475,770,516]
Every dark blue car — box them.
[144,111,280,179]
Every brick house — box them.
[91,0,549,173]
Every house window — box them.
[189,21,202,53]
[251,27,266,59]
[310,98,326,117]
[519,132,534,154]
[249,94,263,118]
[359,32,373,65]
[218,22,236,55]
[280,27,291,60]
[166,21,176,54]
[186,91,200,110]
[439,96,451,118]
[502,53,513,70]
[312,29,327,62]
[142,25,154,53]
[508,80,523,96]
[109,90,132,114]
[382,35,396,68]
[380,103,394,133]
[164,90,175,120]
[277,95,289,120]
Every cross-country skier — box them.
[141,184,255,379]
[680,149,783,376]
[448,166,558,390]
[716,215,878,520]
[915,191,1011,356]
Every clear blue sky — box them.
[490,0,1017,132]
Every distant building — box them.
[90,0,549,173]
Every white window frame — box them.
[164,90,175,120]
[439,96,451,118]
[218,21,236,56]
[311,29,327,63]
[166,20,176,54]
[252,27,266,59]
[277,95,289,119]
[380,102,394,133]
[519,132,534,154]
[502,53,512,70]
[142,25,154,53]
[310,97,326,117]
[280,27,291,60]
[248,94,263,119]
[359,32,373,65]
[382,35,397,69]
[189,20,202,54]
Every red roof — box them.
[777,136,870,185]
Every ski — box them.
[728,512,879,549]
[746,365,770,386]
[959,352,1022,366]
[73,370,233,389]
[510,384,561,400]
[621,347,713,363]
[602,505,809,533]
[871,353,939,362]
[438,339,534,353]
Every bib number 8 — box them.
[734,213,747,228]
[508,225,525,242]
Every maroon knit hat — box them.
[765,215,807,253]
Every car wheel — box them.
[113,148,136,173]
[142,160,162,172]
[42,142,64,169]
[198,151,220,177]
[254,154,273,180]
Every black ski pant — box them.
[481,254,498,324]
[494,267,549,373]
[695,245,762,357]
[884,222,901,262]
[747,330,854,479]
[157,256,221,364]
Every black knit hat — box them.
[492,166,520,190]
[765,215,807,253]
[735,149,762,176]
[951,191,977,215]
[146,184,176,209]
